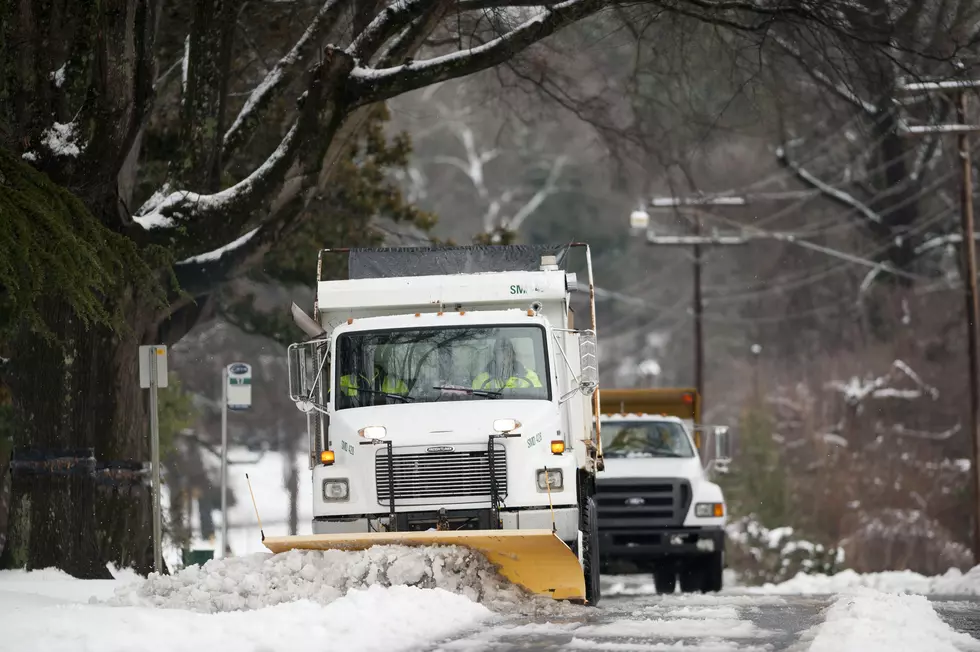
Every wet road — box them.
[426,581,980,652]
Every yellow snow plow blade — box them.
[262,528,586,602]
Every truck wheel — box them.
[678,562,704,593]
[653,566,675,595]
[582,495,601,606]
[702,552,723,593]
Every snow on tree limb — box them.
[136,122,301,230]
[775,144,883,226]
[178,228,261,264]
[347,0,436,62]
[770,34,879,116]
[222,0,350,159]
[347,0,607,105]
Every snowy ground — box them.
[3,552,980,652]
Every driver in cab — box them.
[472,339,543,392]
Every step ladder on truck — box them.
[270,244,606,605]
[595,388,733,594]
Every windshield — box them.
[600,420,696,459]
[333,324,551,409]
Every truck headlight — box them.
[695,502,724,518]
[536,469,563,491]
[358,425,387,439]
[322,479,350,501]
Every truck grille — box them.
[595,478,691,528]
[375,447,507,506]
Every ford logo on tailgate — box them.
[427,446,454,453]
[625,497,646,506]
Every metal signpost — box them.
[139,344,168,574]
[220,362,252,558]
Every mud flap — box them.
[262,528,586,602]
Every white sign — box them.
[227,362,252,410]
[139,345,168,388]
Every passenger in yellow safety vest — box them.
[339,364,409,398]
[472,339,543,391]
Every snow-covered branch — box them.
[914,231,980,256]
[222,0,349,159]
[827,359,939,409]
[771,35,878,116]
[347,0,438,62]
[347,0,606,105]
[507,155,566,231]
[137,122,302,230]
[138,46,356,258]
[775,144,883,226]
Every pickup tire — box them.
[582,495,602,606]
[702,551,724,593]
[678,562,704,593]
[653,566,676,594]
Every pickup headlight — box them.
[695,502,725,518]
[536,469,563,491]
[322,479,350,501]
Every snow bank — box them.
[0,564,140,604]
[800,587,980,652]
[746,565,980,595]
[104,545,574,617]
[3,585,492,652]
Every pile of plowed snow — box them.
[102,545,580,618]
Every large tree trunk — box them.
[7,295,157,578]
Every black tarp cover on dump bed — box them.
[346,244,572,279]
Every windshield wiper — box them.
[353,387,415,403]
[432,385,502,399]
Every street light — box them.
[629,209,650,231]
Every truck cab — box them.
[595,388,732,594]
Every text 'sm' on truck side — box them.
[596,388,733,594]
[266,244,606,605]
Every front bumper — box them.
[599,525,725,559]
[313,505,579,542]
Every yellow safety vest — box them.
[339,371,408,397]
[472,368,543,391]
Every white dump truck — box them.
[596,388,731,594]
[272,245,605,605]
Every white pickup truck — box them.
[596,388,731,594]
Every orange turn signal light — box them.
[550,440,565,455]
[320,450,335,465]
[713,503,725,517]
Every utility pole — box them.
[692,214,705,401]
[896,77,980,566]
[958,93,980,568]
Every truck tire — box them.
[678,562,704,593]
[702,551,723,593]
[653,566,675,594]
[582,495,601,606]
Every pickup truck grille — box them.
[595,478,691,528]
[375,447,507,506]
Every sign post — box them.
[139,345,168,574]
[220,362,251,558]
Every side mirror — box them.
[714,425,732,462]
[288,340,327,412]
[579,329,598,394]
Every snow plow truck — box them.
[271,244,605,605]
